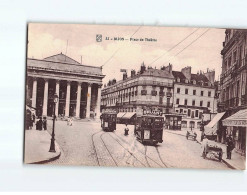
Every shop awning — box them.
[222,109,247,127]
[121,112,136,120]
[205,112,226,128]
[117,112,126,118]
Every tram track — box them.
[144,146,151,167]
[91,130,102,166]
[100,132,118,166]
[106,132,147,167]
[109,132,166,168]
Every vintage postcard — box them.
[24,23,246,169]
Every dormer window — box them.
[185,79,188,83]
[193,80,196,85]
[177,78,180,82]
[201,81,204,86]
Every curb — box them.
[30,151,61,164]
[165,130,236,170]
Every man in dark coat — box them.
[226,135,234,159]
[36,117,43,130]
[43,117,47,130]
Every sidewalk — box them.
[24,129,61,164]
[165,128,246,170]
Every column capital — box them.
[87,82,93,87]
[77,81,83,85]
[32,77,38,81]
[67,81,72,85]
[55,79,61,84]
[98,84,103,88]
[43,78,49,82]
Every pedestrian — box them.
[32,113,36,129]
[124,123,129,136]
[36,117,43,130]
[201,135,209,157]
[226,135,234,159]
[43,116,47,130]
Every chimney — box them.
[112,78,116,84]
[140,62,146,74]
[123,72,127,80]
[203,69,215,84]
[131,69,136,78]
[181,66,191,81]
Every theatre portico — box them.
[26,53,104,119]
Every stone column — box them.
[86,83,92,118]
[55,80,60,117]
[65,81,71,117]
[75,81,82,118]
[95,84,102,119]
[32,77,37,108]
[42,78,49,116]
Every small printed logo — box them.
[96,34,102,42]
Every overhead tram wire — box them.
[101,25,142,68]
[163,28,210,64]
[148,28,200,66]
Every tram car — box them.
[101,112,117,132]
[135,115,164,145]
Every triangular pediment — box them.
[43,53,80,64]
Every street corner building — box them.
[218,29,247,155]
[101,63,174,124]
[25,53,104,120]
[101,62,217,130]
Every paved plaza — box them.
[42,120,233,170]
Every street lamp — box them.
[49,93,59,153]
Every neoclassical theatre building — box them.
[26,53,104,119]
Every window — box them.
[184,99,188,105]
[200,101,203,107]
[176,110,179,113]
[188,109,191,117]
[159,97,163,105]
[177,88,180,93]
[193,90,196,95]
[177,78,180,82]
[193,80,196,84]
[185,79,189,83]
[199,112,202,119]
[180,109,183,113]
[207,101,211,107]
[141,90,147,95]
[191,111,195,118]
[151,90,157,96]
[192,100,195,106]
[195,110,199,117]
[176,98,180,104]
[208,91,211,97]
[201,91,204,96]
[185,88,188,94]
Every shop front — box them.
[222,109,247,156]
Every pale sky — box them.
[28,23,226,85]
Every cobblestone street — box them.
[46,120,231,169]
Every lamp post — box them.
[49,93,59,153]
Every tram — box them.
[101,112,117,132]
[134,115,164,145]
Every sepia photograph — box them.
[24,23,246,170]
